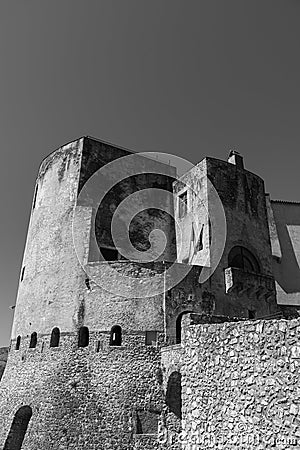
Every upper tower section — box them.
[172,151,277,320]
[12,137,177,339]
[173,151,272,276]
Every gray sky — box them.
[0,0,299,346]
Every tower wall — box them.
[0,332,164,450]
[172,157,278,323]
[0,137,179,449]
[206,157,277,318]
[206,157,273,276]
[12,138,85,338]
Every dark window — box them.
[228,246,260,273]
[100,247,119,261]
[21,267,25,282]
[178,191,188,218]
[145,331,158,346]
[166,371,182,419]
[29,332,37,349]
[16,336,21,351]
[96,340,101,352]
[3,406,32,450]
[110,325,122,346]
[85,278,91,290]
[50,327,60,348]
[78,326,89,348]
[248,310,256,319]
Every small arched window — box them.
[78,326,89,348]
[16,336,21,351]
[3,406,32,450]
[50,327,60,348]
[29,332,37,349]
[110,325,122,346]
[228,246,260,273]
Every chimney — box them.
[228,150,244,170]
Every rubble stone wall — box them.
[180,317,300,449]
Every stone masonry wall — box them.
[0,332,164,450]
[180,316,300,449]
[12,138,85,338]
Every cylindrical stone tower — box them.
[0,136,177,450]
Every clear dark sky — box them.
[0,1,299,346]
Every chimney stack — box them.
[228,150,244,170]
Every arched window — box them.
[15,336,21,351]
[29,332,37,349]
[50,327,60,348]
[228,246,260,273]
[78,326,89,348]
[166,371,182,419]
[110,325,122,346]
[3,405,32,450]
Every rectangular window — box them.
[178,191,188,218]
[248,310,256,319]
[145,331,158,346]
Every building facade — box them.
[0,137,298,449]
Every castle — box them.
[0,136,299,449]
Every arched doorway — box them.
[3,406,32,450]
[176,311,192,344]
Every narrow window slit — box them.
[78,326,89,348]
